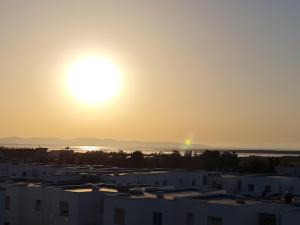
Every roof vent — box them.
[130,188,144,195]
[284,193,293,204]
[117,185,130,193]
[92,184,99,192]
[156,191,165,199]
[236,199,245,204]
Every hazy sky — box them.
[1,0,300,148]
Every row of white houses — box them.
[1,181,300,225]
[101,170,300,196]
[0,163,300,225]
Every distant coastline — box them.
[1,143,300,157]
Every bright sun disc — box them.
[66,56,121,105]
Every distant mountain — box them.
[0,136,206,150]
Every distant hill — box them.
[0,136,206,150]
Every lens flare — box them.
[184,138,192,146]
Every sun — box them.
[66,56,121,105]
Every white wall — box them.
[103,194,300,225]
[101,171,209,190]
[0,189,4,225]
[4,185,105,225]
[240,176,300,195]
[0,163,65,179]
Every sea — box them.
[1,144,300,157]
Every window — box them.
[179,178,183,185]
[208,216,223,225]
[203,176,208,185]
[186,212,194,225]
[153,212,162,225]
[192,180,196,186]
[114,207,125,225]
[35,200,41,212]
[265,185,271,193]
[212,181,216,189]
[5,196,10,210]
[258,213,277,225]
[248,184,255,192]
[216,184,222,190]
[59,201,69,217]
[163,180,168,185]
[22,171,27,177]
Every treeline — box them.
[0,148,290,173]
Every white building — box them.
[208,173,300,196]
[0,163,67,179]
[2,180,300,225]
[1,163,300,225]
[4,183,110,225]
[209,173,241,193]
[276,166,300,176]
[239,175,300,196]
[0,188,4,225]
[104,190,300,225]
[100,170,210,191]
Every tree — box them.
[58,150,76,164]
[200,150,221,171]
[245,157,267,173]
[220,151,239,171]
[130,151,144,168]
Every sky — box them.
[0,0,300,149]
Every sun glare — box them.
[66,56,121,105]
